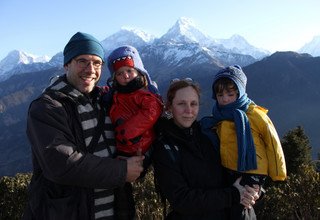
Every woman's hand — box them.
[241,184,259,208]
[233,177,259,208]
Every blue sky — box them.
[0,0,320,60]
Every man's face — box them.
[64,54,103,94]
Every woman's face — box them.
[169,86,199,128]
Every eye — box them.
[191,101,199,106]
[93,61,103,68]
[78,59,87,65]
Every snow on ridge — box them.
[121,27,155,42]
[299,35,320,57]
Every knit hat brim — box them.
[63,32,105,65]
[212,65,247,100]
[107,45,159,94]
[112,56,135,73]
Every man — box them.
[22,32,144,220]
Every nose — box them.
[123,72,130,79]
[222,96,229,103]
[185,104,192,113]
[84,62,95,72]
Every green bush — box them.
[255,126,320,219]
[0,170,165,220]
[1,167,320,220]
[0,173,32,220]
[255,164,320,219]
[1,126,319,219]
[133,167,166,219]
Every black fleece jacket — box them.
[152,118,240,220]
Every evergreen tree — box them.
[313,153,320,172]
[281,126,312,175]
[256,126,320,219]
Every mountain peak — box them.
[0,50,50,77]
[5,50,33,64]
[120,27,155,42]
[229,34,247,42]
[3,50,50,64]
[298,35,320,57]
[175,17,196,31]
[158,17,213,45]
[216,34,269,59]
[101,28,154,52]
[169,17,198,37]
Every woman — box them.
[152,78,258,219]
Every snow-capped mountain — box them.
[48,52,63,66]
[0,50,50,81]
[157,17,268,61]
[216,34,270,59]
[0,17,272,82]
[298,35,320,57]
[101,27,155,53]
[157,17,215,47]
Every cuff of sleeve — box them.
[118,159,128,187]
[231,186,241,204]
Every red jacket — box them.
[110,89,163,155]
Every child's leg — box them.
[114,151,136,219]
[240,174,266,201]
[114,183,136,220]
[240,174,266,187]
[139,145,154,179]
[229,203,256,220]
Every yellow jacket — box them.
[216,104,287,181]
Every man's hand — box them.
[125,155,144,182]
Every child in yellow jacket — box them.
[201,65,287,219]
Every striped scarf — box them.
[47,75,117,219]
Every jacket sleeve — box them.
[115,94,162,143]
[152,140,240,215]
[259,112,287,181]
[27,96,127,189]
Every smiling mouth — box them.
[81,76,95,82]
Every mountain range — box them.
[0,17,319,176]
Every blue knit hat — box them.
[107,45,159,94]
[63,32,105,65]
[212,65,247,100]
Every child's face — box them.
[216,89,238,106]
[115,66,138,86]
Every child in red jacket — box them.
[104,46,163,217]
[106,45,163,159]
